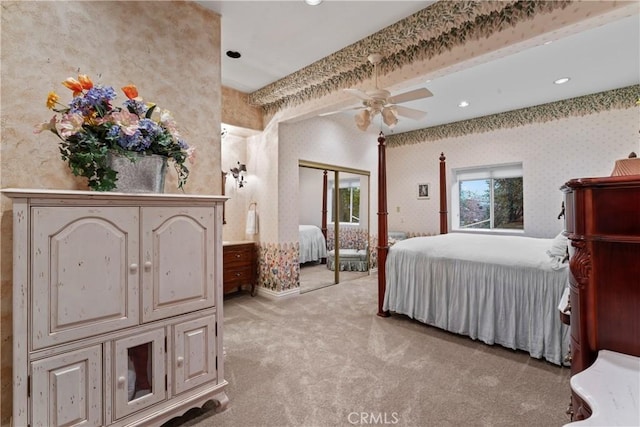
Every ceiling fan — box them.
[321,53,433,131]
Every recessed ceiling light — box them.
[304,0,322,5]
[458,101,469,108]
[554,77,570,85]
[226,50,241,59]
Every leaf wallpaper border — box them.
[249,0,571,113]
[386,85,640,148]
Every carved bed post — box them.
[321,170,328,239]
[439,152,448,234]
[377,132,389,317]
[321,170,328,264]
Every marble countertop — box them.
[564,349,640,426]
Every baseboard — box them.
[254,286,300,300]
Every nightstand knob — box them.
[118,376,126,386]
[129,264,138,273]
[177,356,184,366]
[144,261,152,271]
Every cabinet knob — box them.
[129,264,138,273]
[144,261,152,271]
[177,356,184,366]
[235,254,241,259]
[118,376,126,386]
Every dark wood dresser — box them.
[223,241,257,296]
[561,175,640,421]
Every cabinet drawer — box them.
[224,268,252,285]
[223,246,254,264]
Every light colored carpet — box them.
[163,272,571,427]
[299,262,369,293]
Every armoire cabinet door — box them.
[113,329,166,420]
[141,207,217,322]
[173,314,218,395]
[31,207,140,349]
[31,345,103,427]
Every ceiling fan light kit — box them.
[323,53,433,132]
[381,107,398,129]
[355,109,371,132]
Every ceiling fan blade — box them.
[319,105,365,117]
[387,87,433,104]
[393,105,428,121]
[344,88,374,101]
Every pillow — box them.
[388,231,407,241]
[547,232,568,258]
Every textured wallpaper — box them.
[0,2,221,424]
[280,114,380,243]
[251,105,638,294]
[385,108,639,238]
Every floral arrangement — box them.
[35,74,195,191]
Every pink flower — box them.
[56,113,84,139]
[110,111,140,136]
[33,116,57,134]
[160,109,181,139]
[186,146,197,164]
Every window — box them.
[329,179,360,224]
[452,163,523,231]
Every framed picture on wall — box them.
[417,183,430,199]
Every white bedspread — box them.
[383,233,569,365]
[299,225,328,264]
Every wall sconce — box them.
[229,161,247,188]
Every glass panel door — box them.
[114,329,166,420]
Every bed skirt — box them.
[383,238,570,365]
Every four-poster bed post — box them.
[378,151,448,316]
[321,170,328,264]
[321,170,328,239]
[439,153,448,234]
[377,132,389,317]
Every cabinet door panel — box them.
[32,207,139,349]
[173,314,217,394]
[141,207,217,322]
[113,329,166,420]
[31,345,102,427]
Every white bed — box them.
[299,225,328,264]
[383,232,570,365]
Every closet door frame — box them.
[299,160,371,284]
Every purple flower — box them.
[138,118,163,138]
[124,99,148,117]
[69,85,116,116]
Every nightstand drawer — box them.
[223,251,253,266]
[223,242,256,295]
[224,268,252,286]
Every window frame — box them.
[328,178,361,226]
[451,162,524,233]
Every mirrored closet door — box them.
[298,161,370,293]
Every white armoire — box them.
[3,189,229,427]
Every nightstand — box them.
[223,241,257,296]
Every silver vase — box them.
[108,152,167,193]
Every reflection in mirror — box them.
[328,172,370,282]
[298,162,370,293]
[298,167,334,293]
